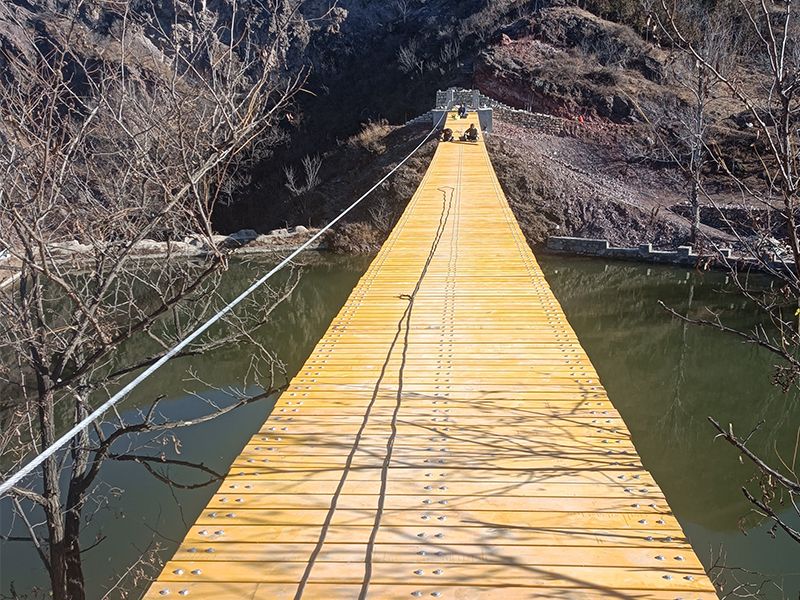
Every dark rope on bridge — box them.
[294,147,460,600]
[360,166,460,600]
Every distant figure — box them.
[441,128,454,142]
[458,104,468,119]
[461,123,479,142]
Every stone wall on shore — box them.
[491,105,575,136]
[433,88,577,137]
[546,236,706,265]
[546,236,794,274]
[404,111,434,127]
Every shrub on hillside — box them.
[347,120,393,154]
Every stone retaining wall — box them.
[492,106,576,136]
[433,88,576,137]
[546,236,795,274]
[546,236,708,266]
[404,111,434,127]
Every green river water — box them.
[1,253,798,599]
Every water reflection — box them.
[539,255,800,598]
[0,254,372,599]
[3,253,797,599]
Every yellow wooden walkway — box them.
[145,113,717,599]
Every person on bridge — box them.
[458,104,468,119]
[461,123,479,142]
[441,127,454,142]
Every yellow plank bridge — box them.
[146,113,716,599]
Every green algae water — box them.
[1,253,798,598]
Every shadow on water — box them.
[538,254,800,598]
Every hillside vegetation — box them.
[0,0,791,250]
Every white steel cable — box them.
[0,112,448,497]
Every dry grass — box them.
[347,119,393,155]
[326,221,385,253]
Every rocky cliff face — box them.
[1,0,748,249]
[0,0,677,170]
[0,0,314,81]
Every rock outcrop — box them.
[475,7,670,124]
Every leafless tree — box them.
[368,197,395,235]
[0,1,308,598]
[652,0,800,550]
[397,39,425,76]
[284,154,324,220]
[439,39,461,67]
[393,0,413,23]
[665,7,735,244]
[709,418,799,544]
[285,154,324,196]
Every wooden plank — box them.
[143,583,719,600]
[153,561,712,591]
[191,508,684,530]
[144,112,717,599]
[215,479,663,497]
[166,543,704,569]
[179,524,693,547]
[217,469,658,486]
[199,494,673,514]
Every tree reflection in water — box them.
[540,254,799,599]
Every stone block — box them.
[478,108,493,133]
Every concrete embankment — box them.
[546,235,795,274]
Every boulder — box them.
[183,235,208,249]
[229,229,258,243]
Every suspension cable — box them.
[0,111,448,497]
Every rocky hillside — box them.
[213,1,760,251]
[0,0,764,251]
[475,7,669,122]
